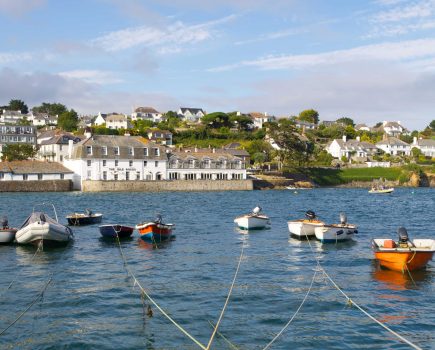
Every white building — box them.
[379,121,409,137]
[63,134,168,190]
[412,137,435,157]
[294,120,316,130]
[94,112,107,126]
[326,135,378,159]
[106,114,131,130]
[376,137,411,156]
[250,112,276,129]
[131,107,163,123]
[147,130,173,146]
[167,148,246,180]
[0,110,26,124]
[178,107,205,123]
[355,124,371,132]
[0,125,37,159]
[0,160,73,181]
[37,132,83,162]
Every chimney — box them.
[264,112,268,117]
[397,121,401,125]
[68,139,74,159]
[84,127,92,139]
[212,148,216,153]
[342,135,347,142]
[356,136,360,142]
[382,121,387,126]
[194,147,198,152]
[413,136,417,145]
[236,111,241,116]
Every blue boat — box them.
[99,224,134,239]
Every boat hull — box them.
[288,220,324,239]
[315,224,357,243]
[137,223,173,243]
[67,214,103,226]
[15,222,73,246]
[369,188,394,194]
[99,225,134,239]
[0,228,17,244]
[234,215,270,230]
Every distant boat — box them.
[314,213,358,243]
[288,210,324,239]
[16,205,73,247]
[136,214,174,243]
[0,216,17,244]
[99,224,134,239]
[286,186,312,190]
[66,209,103,226]
[234,206,270,230]
[372,227,435,272]
[368,187,394,194]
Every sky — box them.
[0,0,434,130]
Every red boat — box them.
[136,215,174,243]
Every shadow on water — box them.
[14,242,73,265]
[136,238,174,250]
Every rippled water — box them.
[0,188,434,350]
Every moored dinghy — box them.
[234,206,270,230]
[314,213,358,243]
[99,224,134,239]
[288,210,324,239]
[0,216,17,244]
[372,227,435,272]
[67,209,103,226]
[136,214,174,243]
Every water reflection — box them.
[15,243,73,265]
[137,238,174,250]
[372,265,433,290]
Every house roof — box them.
[135,107,160,114]
[224,142,242,149]
[415,138,435,147]
[333,139,377,151]
[376,137,409,146]
[39,133,83,145]
[106,114,127,122]
[355,123,369,129]
[169,149,242,161]
[0,160,73,174]
[179,107,205,114]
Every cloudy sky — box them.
[1,0,434,129]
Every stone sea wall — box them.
[82,179,254,192]
[0,180,72,192]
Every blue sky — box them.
[1,0,435,130]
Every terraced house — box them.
[0,125,37,159]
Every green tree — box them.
[58,109,78,131]
[32,102,67,116]
[429,120,435,131]
[336,117,354,126]
[9,99,28,114]
[298,109,319,124]
[411,147,423,159]
[1,144,36,161]
[344,125,356,139]
[229,113,253,131]
[201,112,231,129]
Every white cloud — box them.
[372,1,435,22]
[209,38,435,71]
[59,70,123,85]
[0,52,33,64]
[0,0,45,16]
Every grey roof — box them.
[415,138,435,147]
[169,150,242,161]
[106,114,127,122]
[179,107,204,114]
[334,139,377,151]
[0,160,73,174]
[376,137,410,146]
[135,107,160,114]
[39,133,83,145]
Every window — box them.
[60,155,63,162]
[103,171,107,180]
[114,174,118,180]
[38,174,43,180]
[144,161,147,167]
[126,172,130,180]
[143,148,148,156]
[87,170,91,178]
[0,173,3,179]
[114,147,119,155]
[59,145,63,151]
[103,160,107,167]
[128,147,134,156]
[155,161,158,167]
[129,160,133,167]
[153,148,160,156]
[87,160,92,167]
[60,174,64,180]
[86,146,92,155]
[102,146,107,155]
[23,174,28,180]
[188,159,195,168]
[115,160,118,166]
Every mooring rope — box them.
[261,268,318,350]
[115,233,207,350]
[0,274,53,336]
[208,320,240,350]
[302,229,423,350]
[205,240,246,350]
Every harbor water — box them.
[0,188,434,349]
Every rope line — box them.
[302,229,423,350]
[0,274,53,336]
[261,268,318,350]
[208,321,240,350]
[115,233,207,350]
[205,241,245,350]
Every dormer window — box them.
[153,148,160,156]
[114,147,119,155]
[128,147,134,156]
[102,146,107,155]
[143,148,148,156]
[86,146,92,155]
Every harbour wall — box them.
[82,179,254,192]
[0,180,73,192]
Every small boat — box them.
[372,227,435,272]
[314,213,358,243]
[368,187,394,194]
[286,186,312,190]
[288,210,324,239]
[0,216,17,244]
[234,206,270,230]
[15,206,73,247]
[99,224,134,239]
[136,214,174,243]
[66,209,103,226]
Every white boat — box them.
[314,213,358,243]
[234,206,270,230]
[0,216,17,244]
[16,210,73,247]
[288,210,324,239]
[368,187,394,194]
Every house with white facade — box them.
[0,160,73,181]
[147,130,173,146]
[94,112,110,126]
[412,137,435,157]
[0,110,26,124]
[378,121,409,137]
[63,134,168,190]
[178,107,206,122]
[294,120,316,130]
[30,113,58,127]
[131,107,163,123]
[105,114,131,130]
[376,137,411,156]
[0,125,37,160]
[326,135,378,160]
[167,148,246,181]
[250,112,276,129]
[355,123,371,132]
[37,132,83,162]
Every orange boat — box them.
[135,214,174,243]
[372,228,435,272]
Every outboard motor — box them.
[1,216,8,229]
[339,213,347,225]
[85,208,93,216]
[305,210,316,220]
[155,214,162,224]
[398,227,409,245]
[252,206,262,215]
